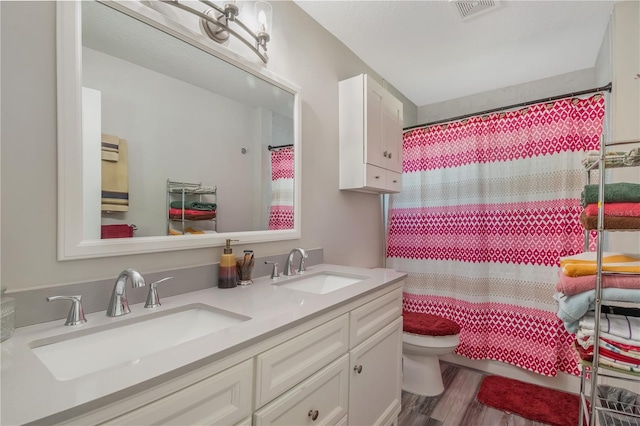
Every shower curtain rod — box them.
[404,82,612,131]
[268,144,294,151]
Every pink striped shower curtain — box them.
[387,96,605,376]
[268,147,294,230]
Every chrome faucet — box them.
[106,269,145,317]
[283,248,308,276]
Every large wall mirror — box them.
[57,1,301,260]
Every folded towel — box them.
[169,201,217,211]
[576,342,640,368]
[560,251,640,277]
[601,305,640,317]
[578,329,640,348]
[582,151,628,169]
[581,182,640,206]
[102,136,128,212]
[101,133,120,162]
[555,289,640,332]
[555,270,640,295]
[580,210,640,230]
[584,202,640,217]
[579,312,640,341]
[625,147,640,166]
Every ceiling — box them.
[293,0,617,107]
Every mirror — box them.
[57,1,300,260]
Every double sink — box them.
[30,271,367,381]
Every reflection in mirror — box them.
[82,0,294,237]
[57,1,300,259]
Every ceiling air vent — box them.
[450,0,500,21]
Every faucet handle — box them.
[144,277,174,309]
[47,295,87,326]
[265,261,279,280]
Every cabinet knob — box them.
[308,410,319,421]
[383,150,388,158]
[388,152,392,159]
[375,175,380,179]
[354,364,363,374]
[392,179,398,183]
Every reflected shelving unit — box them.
[166,180,217,235]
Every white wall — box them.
[0,1,417,291]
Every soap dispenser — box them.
[218,239,237,289]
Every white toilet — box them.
[402,311,461,397]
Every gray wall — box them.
[417,68,597,125]
[0,1,418,292]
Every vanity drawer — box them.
[101,359,252,426]
[254,354,349,426]
[385,171,402,193]
[255,314,349,408]
[349,287,402,349]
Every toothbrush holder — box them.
[236,258,254,286]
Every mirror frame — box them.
[57,1,301,260]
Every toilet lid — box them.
[403,310,461,336]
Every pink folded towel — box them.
[556,270,640,295]
[584,203,640,217]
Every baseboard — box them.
[440,353,580,394]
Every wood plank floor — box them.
[398,363,551,426]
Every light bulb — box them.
[254,1,272,36]
[258,10,267,32]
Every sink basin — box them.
[30,304,250,381]
[273,272,366,294]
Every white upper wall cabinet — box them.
[339,74,403,194]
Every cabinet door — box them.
[349,318,402,426]
[365,77,388,169]
[102,359,253,426]
[254,354,349,426]
[383,94,403,174]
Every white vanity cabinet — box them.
[47,283,403,426]
[254,287,403,426]
[339,74,404,194]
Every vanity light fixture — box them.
[161,0,272,63]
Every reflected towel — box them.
[101,133,120,162]
[102,136,129,212]
[168,208,216,220]
[169,201,216,211]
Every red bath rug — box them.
[477,375,579,426]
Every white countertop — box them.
[0,264,405,425]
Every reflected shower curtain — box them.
[268,147,294,230]
[387,96,605,376]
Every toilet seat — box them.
[402,311,461,397]
[403,311,460,336]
